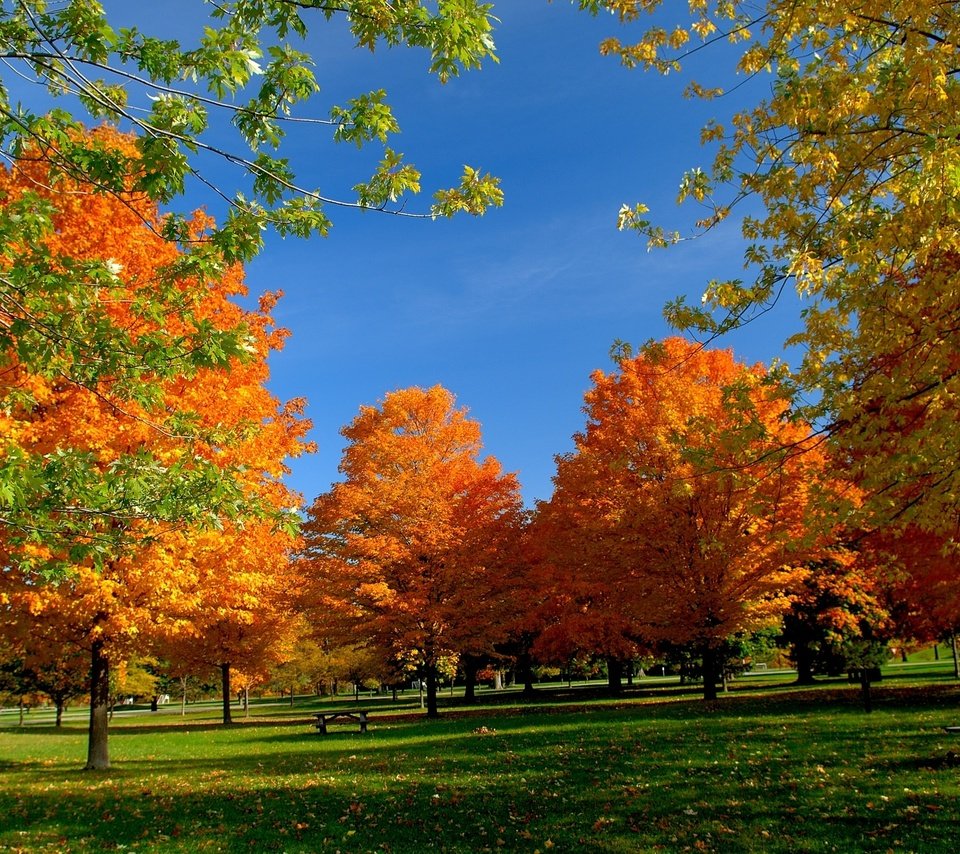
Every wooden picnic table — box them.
[313,710,368,734]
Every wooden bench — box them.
[314,711,368,734]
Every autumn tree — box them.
[158,515,303,725]
[583,1,960,536]
[266,632,329,704]
[0,131,310,767]
[300,386,524,718]
[527,503,647,694]
[0,629,89,725]
[537,338,819,701]
[0,2,501,562]
[0,132,268,571]
[869,526,960,676]
[781,551,893,685]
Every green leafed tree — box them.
[0,0,503,242]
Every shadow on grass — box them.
[869,753,960,774]
[0,725,89,737]
[4,687,960,854]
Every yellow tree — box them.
[300,386,523,717]
[538,338,819,700]
[584,1,960,537]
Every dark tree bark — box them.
[463,655,480,703]
[859,670,873,713]
[220,663,233,725]
[425,663,439,718]
[606,657,623,694]
[793,638,816,685]
[701,646,719,702]
[85,638,110,770]
[517,649,536,697]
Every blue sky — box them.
[107,1,800,507]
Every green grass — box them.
[2,678,960,852]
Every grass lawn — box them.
[2,675,960,852]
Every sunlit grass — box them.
[3,675,960,852]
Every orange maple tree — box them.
[157,514,303,725]
[536,338,820,700]
[300,386,523,717]
[0,129,310,766]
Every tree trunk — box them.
[150,695,159,712]
[626,660,634,687]
[425,663,439,718]
[243,686,250,717]
[952,634,959,679]
[794,639,816,685]
[55,697,65,728]
[517,650,536,697]
[701,646,719,702]
[220,663,233,725]
[494,670,503,691]
[85,639,110,770]
[180,676,188,716]
[463,656,479,703]
[290,682,295,706]
[606,657,623,694]
[860,669,873,713]
[934,643,940,661]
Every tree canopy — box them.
[585,0,960,537]
[534,338,821,699]
[0,1,503,567]
[0,126,310,767]
[300,385,523,717]
[0,0,503,251]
